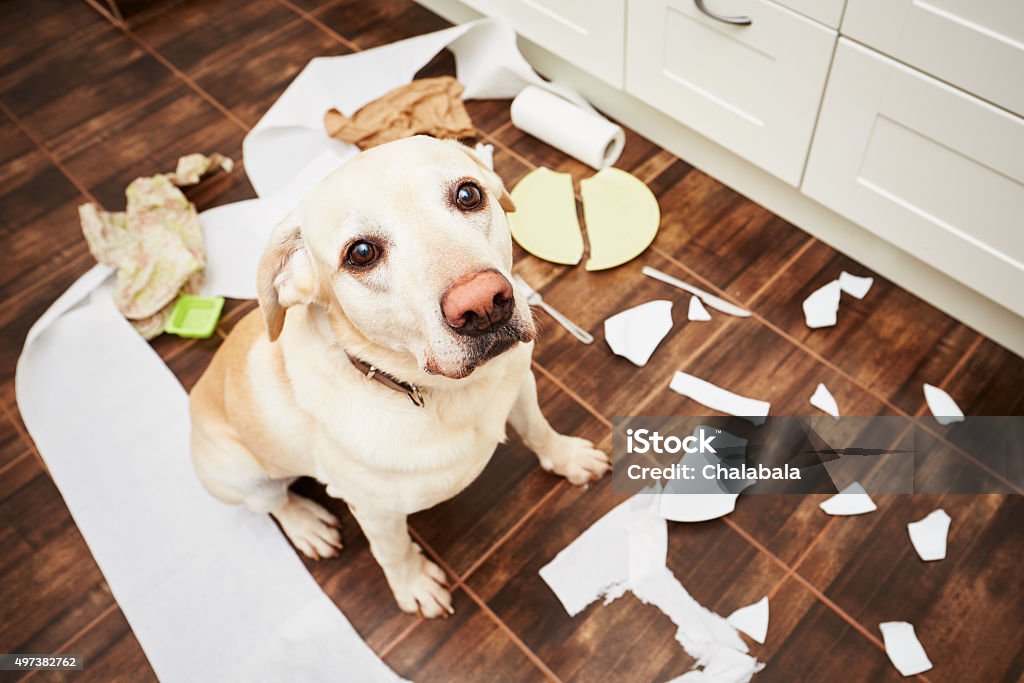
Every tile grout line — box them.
[721,517,889,653]
[0,102,104,207]
[0,402,47,474]
[458,480,567,582]
[640,153,681,186]
[0,450,31,481]
[913,332,984,417]
[18,602,119,683]
[457,582,563,682]
[744,236,817,305]
[376,616,426,659]
[281,0,364,54]
[530,362,611,428]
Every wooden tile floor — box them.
[1,1,1022,681]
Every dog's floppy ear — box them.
[257,211,319,342]
[446,140,516,213]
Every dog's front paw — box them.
[391,547,454,619]
[274,495,343,561]
[539,435,611,486]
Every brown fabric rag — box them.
[324,76,475,149]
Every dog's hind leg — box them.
[190,426,342,560]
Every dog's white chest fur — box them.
[248,326,531,514]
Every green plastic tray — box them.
[164,295,225,338]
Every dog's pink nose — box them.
[441,269,514,335]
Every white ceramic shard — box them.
[809,382,840,419]
[669,371,771,425]
[688,295,712,322]
[819,481,877,516]
[880,621,933,676]
[838,271,873,299]
[726,596,769,645]
[642,266,751,318]
[604,300,674,367]
[907,509,951,561]
[923,384,965,425]
[802,280,841,329]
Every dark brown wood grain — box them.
[0,0,1020,681]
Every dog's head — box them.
[257,136,536,379]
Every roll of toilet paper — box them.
[511,86,625,169]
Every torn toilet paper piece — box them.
[809,383,840,419]
[323,76,475,149]
[802,280,841,329]
[669,371,771,425]
[508,167,584,265]
[604,300,674,367]
[541,496,763,682]
[472,142,494,170]
[907,509,951,562]
[923,384,965,425]
[879,621,933,676]
[819,481,877,516]
[838,271,873,299]
[688,296,712,322]
[660,426,753,523]
[643,266,751,318]
[726,597,769,645]
[581,168,660,270]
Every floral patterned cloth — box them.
[80,153,233,338]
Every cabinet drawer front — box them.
[463,0,625,88]
[773,0,846,28]
[803,40,1024,317]
[626,0,836,185]
[843,0,1024,116]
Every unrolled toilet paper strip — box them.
[540,495,763,682]
[17,274,405,683]
[511,86,625,169]
[244,18,610,198]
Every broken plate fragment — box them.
[819,481,877,516]
[809,382,840,419]
[802,280,841,329]
[669,371,770,425]
[687,295,711,322]
[839,271,873,299]
[581,168,660,271]
[507,167,583,265]
[907,509,951,561]
[604,300,674,367]
[726,596,769,645]
[880,621,933,676]
[923,384,965,425]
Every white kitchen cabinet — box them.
[773,0,846,28]
[460,0,626,88]
[803,39,1024,317]
[625,0,836,185]
[842,0,1024,117]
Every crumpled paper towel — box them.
[79,153,232,338]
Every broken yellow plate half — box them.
[581,167,660,271]
[507,167,583,265]
[507,166,660,270]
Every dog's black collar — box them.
[346,355,425,407]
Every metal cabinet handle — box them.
[694,0,752,25]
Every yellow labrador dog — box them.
[190,136,609,618]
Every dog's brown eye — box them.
[346,240,380,268]
[455,181,483,210]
